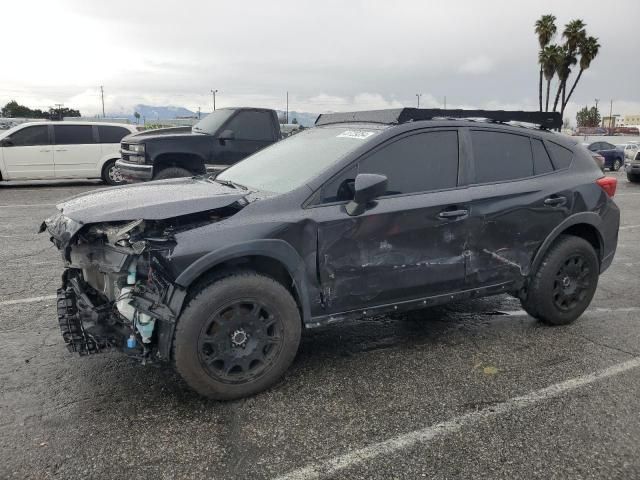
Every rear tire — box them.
[153,167,193,180]
[102,159,126,186]
[521,235,598,326]
[628,173,640,183]
[173,273,301,400]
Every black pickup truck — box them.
[116,107,281,182]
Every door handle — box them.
[39,149,51,152]
[438,209,468,219]
[544,196,566,207]
[55,149,68,152]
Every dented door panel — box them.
[314,189,470,314]
[466,174,573,287]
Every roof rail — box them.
[315,108,562,130]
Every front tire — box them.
[612,158,622,171]
[628,172,640,183]
[173,273,301,400]
[153,167,193,180]
[521,235,598,326]
[102,159,126,186]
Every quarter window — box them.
[8,125,49,146]
[471,130,533,183]
[225,111,274,141]
[546,142,574,170]
[54,125,94,145]
[98,126,131,143]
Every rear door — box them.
[53,124,101,178]
[314,129,471,314]
[1,125,53,179]
[465,129,569,288]
[215,111,276,166]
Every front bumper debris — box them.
[115,159,153,182]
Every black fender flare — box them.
[529,212,604,276]
[174,239,312,323]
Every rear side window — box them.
[98,126,131,143]
[9,125,49,146]
[225,111,274,141]
[531,139,554,175]
[471,130,533,183]
[546,142,573,170]
[54,125,94,145]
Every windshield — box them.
[192,109,235,135]
[217,126,384,193]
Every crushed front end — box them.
[44,215,187,362]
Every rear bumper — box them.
[115,160,153,182]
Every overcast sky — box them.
[2,0,639,123]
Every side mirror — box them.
[0,137,13,147]
[346,173,388,216]
[218,129,235,142]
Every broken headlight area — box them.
[56,220,188,362]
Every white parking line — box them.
[275,356,640,480]
[503,306,640,316]
[0,203,55,208]
[0,295,57,307]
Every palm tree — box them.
[539,45,560,112]
[551,20,585,112]
[535,15,557,111]
[562,36,600,113]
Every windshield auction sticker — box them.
[337,130,375,140]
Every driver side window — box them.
[320,130,459,203]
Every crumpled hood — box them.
[56,177,248,223]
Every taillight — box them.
[596,176,617,197]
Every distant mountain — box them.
[106,105,319,127]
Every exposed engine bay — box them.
[45,203,245,362]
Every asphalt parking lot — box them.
[1,172,639,480]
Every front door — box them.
[53,124,101,178]
[313,129,470,314]
[215,110,276,165]
[1,124,53,179]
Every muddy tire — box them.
[154,167,193,180]
[521,235,598,326]
[173,273,301,400]
[102,159,126,186]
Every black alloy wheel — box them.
[197,300,284,384]
[552,254,592,312]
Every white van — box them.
[0,121,138,185]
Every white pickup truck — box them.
[0,121,137,185]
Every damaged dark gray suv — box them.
[42,108,620,400]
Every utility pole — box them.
[444,96,447,109]
[100,86,105,118]
[197,107,201,119]
[416,93,422,108]
[594,98,599,111]
[211,89,218,111]
[609,99,613,130]
[286,91,289,123]
[54,103,63,121]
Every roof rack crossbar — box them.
[315,108,562,130]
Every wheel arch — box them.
[174,239,312,324]
[530,213,604,275]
